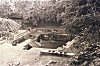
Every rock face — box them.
[0,18,21,32]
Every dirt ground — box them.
[0,42,73,66]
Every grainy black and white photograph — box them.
[0,0,100,66]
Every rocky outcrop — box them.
[0,17,21,32]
